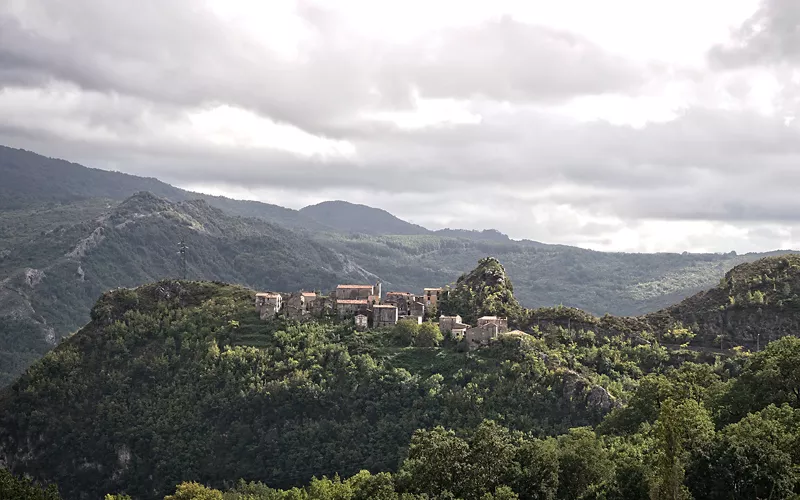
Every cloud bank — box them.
[2,0,800,252]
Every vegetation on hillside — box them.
[0,276,726,500]
[7,253,800,498]
[649,254,800,348]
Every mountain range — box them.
[0,144,797,385]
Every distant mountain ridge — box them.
[0,145,526,240]
[299,200,432,235]
[0,146,327,231]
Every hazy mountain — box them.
[300,200,432,235]
[0,145,327,230]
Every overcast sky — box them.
[3,0,800,252]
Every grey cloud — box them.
[0,1,648,137]
[709,0,800,68]
[4,1,800,252]
[382,16,649,102]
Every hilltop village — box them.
[255,282,517,349]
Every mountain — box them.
[1,188,797,385]
[6,258,800,499]
[0,192,366,386]
[5,145,800,387]
[0,145,326,231]
[300,200,431,235]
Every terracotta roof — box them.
[337,284,374,289]
[373,304,398,308]
[424,288,442,291]
[256,292,281,298]
[337,299,369,305]
[301,292,317,297]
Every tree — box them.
[393,319,420,346]
[481,486,519,500]
[347,470,398,500]
[649,399,714,500]
[0,468,61,500]
[556,428,614,499]
[512,439,559,500]
[415,322,443,347]
[164,482,223,500]
[398,427,470,497]
[463,421,517,496]
[687,404,800,499]
[720,336,800,423]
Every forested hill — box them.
[7,257,800,499]
[646,254,800,347]
[0,193,353,386]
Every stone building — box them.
[385,291,426,318]
[464,323,500,349]
[309,295,335,317]
[336,299,370,317]
[477,316,508,330]
[451,323,469,339]
[282,292,305,319]
[336,283,382,303]
[354,314,369,331]
[280,291,321,320]
[255,292,282,320]
[464,317,509,349]
[385,291,412,311]
[439,315,463,333]
[440,314,470,339]
[373,304,399,327]
[302,292,318,310]
[422,288,442,309]
[409,300,426,318]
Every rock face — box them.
[24,268,45,287]
[439,257,523,325]
[561,369,620,413]
[587,386,616,412]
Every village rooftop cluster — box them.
[255,282,518,349]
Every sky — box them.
[3,0,800,253]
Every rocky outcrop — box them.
[24,268,45,287]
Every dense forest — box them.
[5,256,800,499]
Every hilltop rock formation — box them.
[439,256,524,325]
